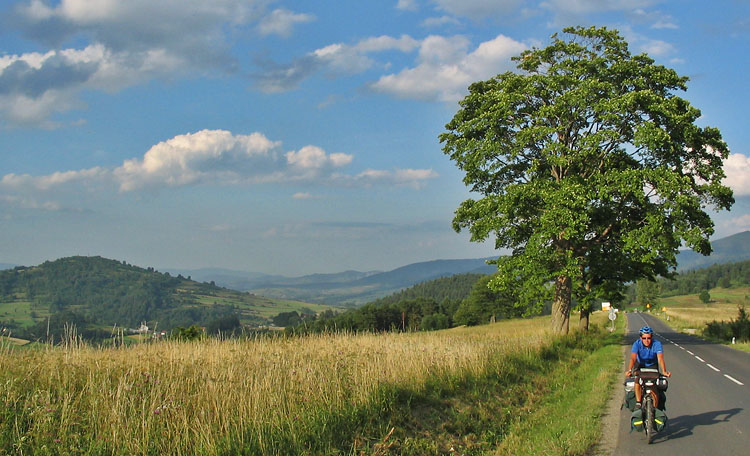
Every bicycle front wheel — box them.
[646,396,655,444]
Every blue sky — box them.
[1,0,749,276]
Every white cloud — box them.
[396,0,420,11]
[639,39,675,57]
[114,130,283,191]
[421,16,462,27]
[723,153,750,196]
[0,194,62,211]
[255,34,421,92]
[312,44,375,75]
[313,35,421,74]
[540,0,659,27]
[0,129,438,207]
[3,0,273,126]
[352,168,439,188]
[292,192,318,200]
[355,35,421,53]
[257,8,315,37]
[369,33,526,101]
[430,0,521,20]
[541,0,655,15]
[1,167,108,191]
[721,214,750,233]
[616,26,680,61]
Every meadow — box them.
[0,313,620,455]
[651,286,750,351]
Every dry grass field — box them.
[1,317,559,455]
[657,287,748,328]
[651,287,750,351]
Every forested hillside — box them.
[282,272,538,334]
[367,273,485,308]
[659,259,750,296]
[0,256,333,342]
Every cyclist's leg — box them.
[633,361,643,405]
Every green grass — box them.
[0,299,39,326]
[0,284,341,333]
[648,286,750,350]
[177,285,341,322]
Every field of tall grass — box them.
[0,314,617,455]
[653,286,750,351]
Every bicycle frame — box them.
[637,367,661,444]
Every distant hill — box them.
[676,231,750,271]
[164,267,286,291]
[0,256,337,341]
[246,258,497,305]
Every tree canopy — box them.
[440,26,734,333]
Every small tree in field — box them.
[440,26,734,334]
[699,289,711,304]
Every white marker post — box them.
[606,303,616,332]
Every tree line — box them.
[659,260,750,296]
[623,259,750,306]
[282,273,542,335]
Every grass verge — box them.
[494,332,623,455]
[304,316,625,455]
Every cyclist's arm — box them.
[657,353,671,377]
[626,352,638,377]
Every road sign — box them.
[602,301,611,311]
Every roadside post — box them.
[603,302,617,332]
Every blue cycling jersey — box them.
[631,338,663,367]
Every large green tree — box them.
[440,26,734,334]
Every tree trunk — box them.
[551,275,572,334]
[579,307,590,331]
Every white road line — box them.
[633,314,745,387]
[724,375,745,386]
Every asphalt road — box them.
[611,312,750,455]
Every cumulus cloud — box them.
[352,168,439,189]
[430,0,521,20]
[421,16,462,27]
[254,34,420,92]
[369,33,526,101]
[723,153,750,196]
[0,44,189,126]
[0,129,438,209]
[638,39,675,57]
[0,0,287,126]
[13,0,266,57]
[1,167,108,190]
[541,0,656,16]
[0,194,62,211]
[396,0,420,11]
[114,130,285,191]
[721,214,750,233]
[292,192,318,200]
[257,8,315,37]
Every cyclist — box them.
[625,326,671,409]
